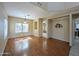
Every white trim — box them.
[71,11,79,15]
[69,14,73,46]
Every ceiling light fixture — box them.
[24,15,30,23]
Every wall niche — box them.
[34,22,37,29]
[43,23,46,33]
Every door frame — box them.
[69,11,79,46]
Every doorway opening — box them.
[69,13,79,56]
[72,14,79,45]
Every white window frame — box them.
[15,23,29,33]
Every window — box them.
[23,24,28,32]
[76,23,79,29]
[4,19,8,40]
[15,23,22,33]
[15,23,28,33]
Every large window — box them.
[15,23,22,33]
[23,24,28,32]
[15,23,29,33]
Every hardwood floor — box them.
[3,36,70,56]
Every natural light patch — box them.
[4,19,8,40]
[26,37,32,40]
[43,39,47,48]
[15,23,22,33]
[15,39,29,51]
[76,24,79,29]
[23,24,28,32]
[22,40,29,49]
[15,23,29,33]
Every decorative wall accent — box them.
[43,23,46,33]
[34,22,37,29]
[55,23,63,28]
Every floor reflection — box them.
[15,38,29,51]
[4,36,70,56]
[26,37,32,40]
[43,39,47,49]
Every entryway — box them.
[69,13,79,56]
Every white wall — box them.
[52,18,64,40]
[42,16,69,42]
[0,3,8,55]
[42,19,53,38]
[33,19,43,37]
[48,19,53,38]
[42,19,48,38]
[33,20,39,37]
[52,16,69,42]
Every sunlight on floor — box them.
[15,39,30,51]
[25,37,32,40]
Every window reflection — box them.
[43,39,47,48]
[15,39,29,51]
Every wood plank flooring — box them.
[3,36,70,56]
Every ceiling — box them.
[2,2,79,19]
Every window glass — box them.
[15,23,29,33]
[76,24,79,29]
[23,24,28,32]
[15,23,22,33]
